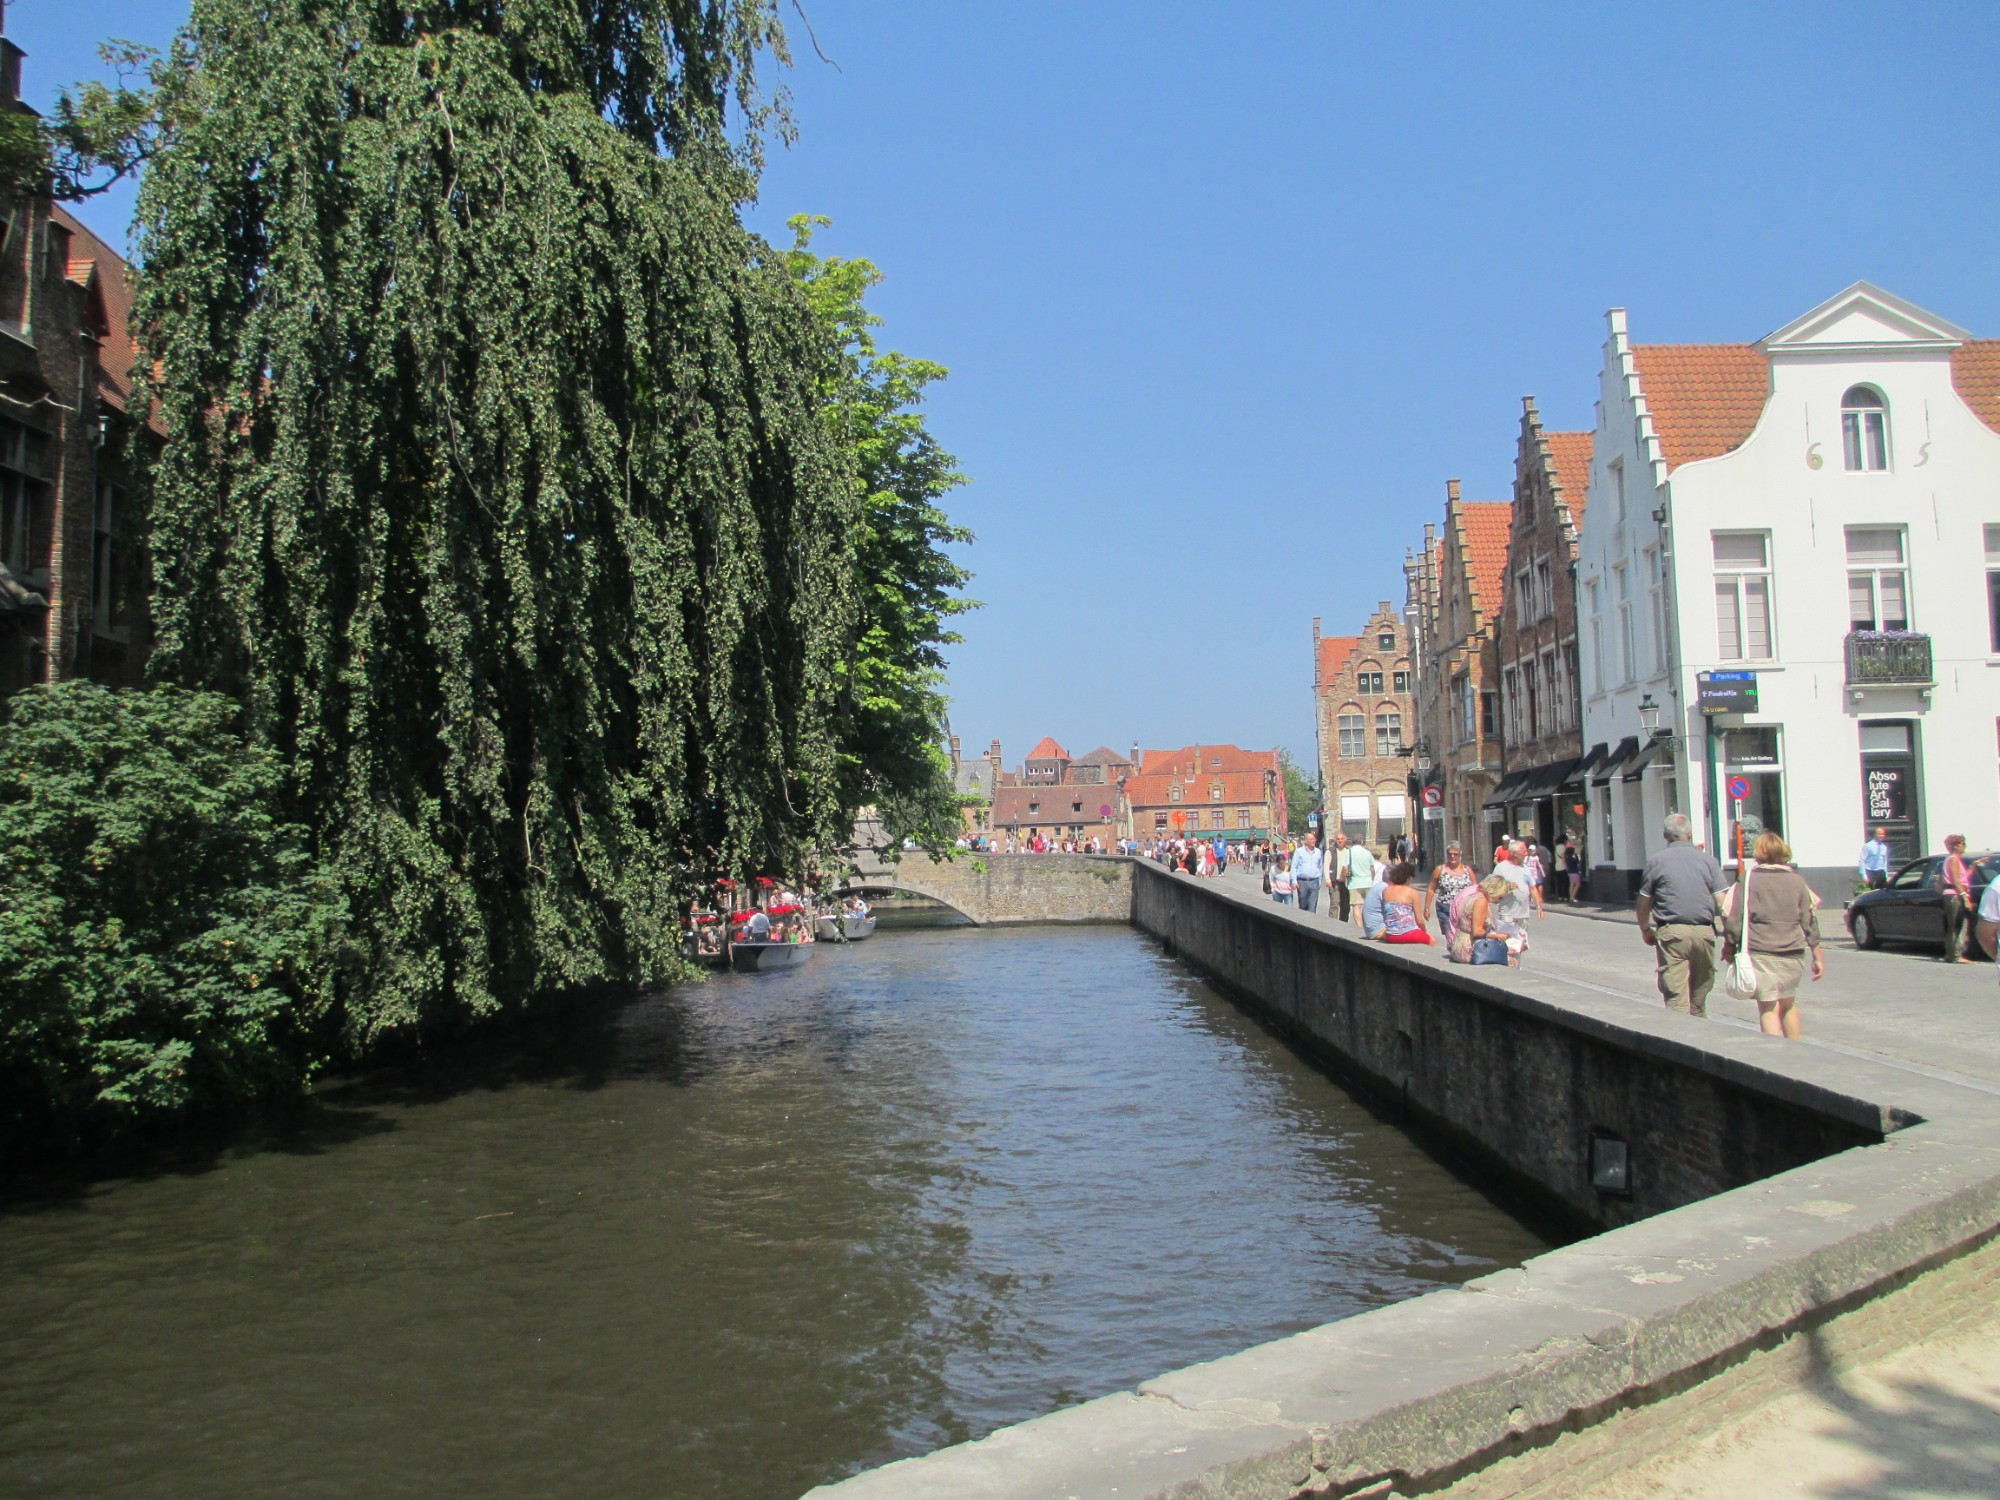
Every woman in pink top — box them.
[1941,834,1976,963]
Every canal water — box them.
[0,926,1549,1499]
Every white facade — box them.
[1575,284,2000,900]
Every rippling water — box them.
[0,926,1549,1499]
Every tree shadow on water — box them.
[1801,1324,2000,1499]
[1,982,704,1212]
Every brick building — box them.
[1311,601,1416,850]
[0,23,150,694]
[988,737,1135,845]
[1125,743,1285,843]
[1491,400,1594,850]
[1409,481,1511,859]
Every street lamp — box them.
[1637,694,1663,739]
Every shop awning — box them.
[1565,743,1608,789]
[1590,736,1642,784]
[1482,767,1536,810]
[1619,737,1674,782]
[1517,757,1578,801]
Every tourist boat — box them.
[728,902,816,972]
[727,937,813,972]
[815,910,878,942]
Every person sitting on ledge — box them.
[1376,862,1432,945]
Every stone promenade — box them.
[1213,861,2000,1499]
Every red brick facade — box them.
[1311,602,1415,851]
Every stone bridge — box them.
[844,852,1133,926]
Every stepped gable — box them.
[1316,634,1359,690]
[1951,341,2000,435]
[1629,343,1768,471]
[1545,430,1594,531]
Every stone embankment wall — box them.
[1132,864,1885,1232]
[809,865,2000,1500]
[848,853,1131,926]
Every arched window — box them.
[1841,385,1889,471]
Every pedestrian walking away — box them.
[1721,832,1825,1040]
[1328,832,1353,921]
[1343,839,1378,924]
[1290,832,1325,913]
[1858,826,1893,891]
[1635,812,1731,1018]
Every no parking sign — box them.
[1727,776,1751,801]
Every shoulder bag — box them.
[1722,865,1758,1000]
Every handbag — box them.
[1722,864,1758,1000]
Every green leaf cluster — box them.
[0,683,346,1150]
[1280,749,1316,835]
[135,1,863,1048]
[0,40,167,204]
[784,215,976,859]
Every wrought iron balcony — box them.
[1845,631,1933,688]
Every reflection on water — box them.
[0,927,1549,1499]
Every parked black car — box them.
[1844,852,2000,954]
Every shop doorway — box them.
[1858,720,1922,866]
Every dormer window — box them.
[1841,386,1889,471]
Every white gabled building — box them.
[1574,283,2000,902]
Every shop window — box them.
[1713,532,1774,661]
[1376,792,1407,844]
[1841,385,1889,471]
[1339,793,1371,846]
[1719,726,1785,862]
[1846,526,1909,631]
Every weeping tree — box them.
[136,0,867,1047]
[784,216,974,859]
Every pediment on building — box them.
[1761,282,1970,354]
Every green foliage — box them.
[135,1,859,1048]
[0,684,346,1147]
[0,40,166,203]
[784,215,976,858]
[1279,749,1316,835]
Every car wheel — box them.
[1850,910,1880,951]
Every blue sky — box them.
[27,1,2000,775]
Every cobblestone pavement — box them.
[1206,858,2000,1497]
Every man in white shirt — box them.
[1290,832,1325,912]
[1490,841,1535,929]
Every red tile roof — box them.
[1630,344,1768,471]
[1545,430,1594,527]
[1458,501,1513,623]
[1024,736,1070,761]
[991,785,1118,826]
[1124,769,1274,810]
[1138,744,1278,778]
[1951,341,2000,435]
[1315,634,1359,690]
[51,206,149,429]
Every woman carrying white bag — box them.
[1719,832,1825,1040]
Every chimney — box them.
[1446,478,1461,504]
[1131,741,1140,767]
[949,733,961,767]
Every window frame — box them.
[1374,708,1402,758]
[1712,530,1776,663]
[1845,524,1911,633]
[1841,385,1890,472]
[1336,713,1366,759]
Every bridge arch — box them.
[841,853,1133,927]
